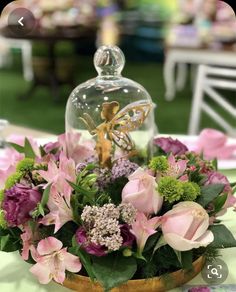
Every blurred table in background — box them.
[1,26,97,101]
[2,124,55,139]
[164,45,236,100]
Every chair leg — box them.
[164,54,176,101]
[22,42,33,82]
[188,65,206,135]
[176,63,187,91]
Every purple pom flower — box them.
[75,227,107,257]
[154,137,188,155]
[120,224,135,247]
[205,171,231,193]
[2,184,41,227]
[111,159,139,181]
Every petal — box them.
[128,167,146,180]
[37,237,62,255]
[163,231,214,251]
[53,270,66,284]
[63,250,82,273]
[191,214,209,241]
[30,262,52,284]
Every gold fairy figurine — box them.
[80,100,152,168]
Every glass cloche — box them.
[65,45,157,167]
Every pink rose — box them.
[161,202,214,251]
[122,168,163,214]
[196,129,236,159]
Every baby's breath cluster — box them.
[118,203,137,225]
[81,203,137,251]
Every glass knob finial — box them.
[94,45,125,76]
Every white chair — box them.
[188,65,236,136]
[0,36,33,81]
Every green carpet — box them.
[0,56,234,134]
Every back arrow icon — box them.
[18,17,24,26]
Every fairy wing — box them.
[110,130,134,151]
[108,100,152,150]
[110,100,152,132]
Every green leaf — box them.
[209,225,236,248]
[24,138,36,159]
[38,204,45,216]
[69,236,95,280]
[143,232,161,253]
[152,235,167,255]
[41,184,51,207]
[92,254,137,291]
[181,250,193,270]
[0,234,10,250]
[7,142,25,153]
[197,184,225,207]
[212,158,218,170]
[210,193,227,215]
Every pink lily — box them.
[30,237,81,284]
[40,182,73,233]
[166,154,187,179]
[21,224,39,260]
[131,212,161,255]
[38,152,76,190]
[58,133,95,164]
[38,153,76,232]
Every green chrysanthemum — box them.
[149,156,168,172]
[0,190,4,202]
[5,172,23,190]
[158,176,184,203]
[0,210,7,229]
[181,181,201,201]
[16,158,34,172]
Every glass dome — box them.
[65,45,157,167]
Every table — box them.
[164,46,236,101]
[1,26,97,101]
[0,127,235,291]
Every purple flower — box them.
[205,171,231,193]
[120,224,135,247]
[154,137,188,155]
[75,227,107,257]
[2,184,41,227]
[111,159,139,181]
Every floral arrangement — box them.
[0,133,236,291]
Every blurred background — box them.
[0,0,235,135]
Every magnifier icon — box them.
[211,268,219,276]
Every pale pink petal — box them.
[148,216,162,229]
[0,165,16,188]
[162,213,194,237]
[30,262,52,284]
[191,214,209,241]
[62,250,82,273]
[53,270,66,284]
[164,230,214,251]
[128,167,147,180]
[37,237,62,255]
[177,160,187,175]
